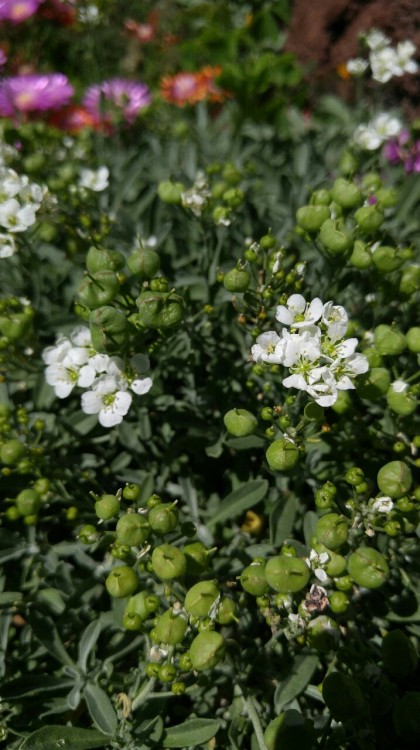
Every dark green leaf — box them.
[27,611,75,667]
[207,480,268,528]
[19,726,110,750]
[84,682,118,736]
[270,495,298,546]
[162,718,220,747]
[274,655,319,712]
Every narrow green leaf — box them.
[19,726,110,750]
[78,619,102,673]
[84,682,118,736]
[207,480,268,528]
[303,511,319,547]
[274,655,319,712]
[27,611,75,667]
[162,718,220,748]
[1,675,74,699]
[225,435,265,450]
[0,591,23,605]
[269,495,298,546]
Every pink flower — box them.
[0,0,42,24]
[0,73,74,116]
[83,78,151,124]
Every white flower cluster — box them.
[353,112,403,151]
[0,166,46,258]
[347,29,418,83]
[251,294,369,407]
[43,326,152,428]
[181,172,211,217]
[78,166,109,192]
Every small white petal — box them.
[131,377,153,395]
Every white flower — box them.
[365,29,391,51]
[79,166,109,192]
[0,168,22,199]
[276,294,323,328]
[353,113,403,150]
[0,199,37,232]
[372,113,403,139]
[106,354,153,396]
[353,124,382,150]
[370,46,398,82]
[394,41,418,76]
[322,301,348,341]
[391,379,408,393]
[0,232,16,258]
[372,496,394,513]
[281,326,321,368]
[81,375,133,427]
[306,368,338,407]
[314,568,329,583]
[346,58,369,76]
[45,362,96,398]
[251,331,285,364]
[42,336,72,365]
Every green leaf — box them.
[19,726,110,750]
[270,495,298,546]
[0,675,74,699]
[274,655,319,712]
[207,480,268,528]
[27,611,75,667]
[0,591,23,605]
[84,682,118,736]
[78,619,102,673]
[303,511,319,547]
[162,718,220,748]
[225,435,265,450]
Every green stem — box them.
[131,677,157,712]
[236,684,268,750]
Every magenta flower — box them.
[0,73,74,116]
[0,0,42,24]
[83,78,151,124]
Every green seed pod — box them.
[356,367,391,400]
[223,408,258,437]
[266,438,299,471]
[216,597,237,624]
[127,248,160,279]
[329,590,350,614]
[334,575,353,592]
[153,609,188,644]
[184,542,210,575]
[319,218,352,254]
[211,180,228,199]
[392,692,420,740]
[1,439,25,465]
[135,290,184,329]
[375,187,398,207]
[406,326,420,353]
[382,629,418,678]
[348,547,389,588]
[122,483,141,501]
[124,591,160,621]
[157,180,185,204]
[259,233,276,249]
[313,543,347,577]
[362,172,382,191]
[116,513,150,546]
[331,178,362,209]
[148,503,179,535]
[345,467,364,486]
[95,494,120,520]
[184,581,219,618]
[399,264,420,297]
[307,615,340,652]
[222,163,242,185]
[0,313,32,341]
[152,544,186,580]
[362,347,382,368]
[310,189,332,206]
[78,270,120,310]
[386,384,416,416]
[264,710,315,750]
[296,205,330,232]
[122,612,143,630]
[158,663,177,683]
[339,150,359,176]
[265,555,310,593]
[322,672,365,721]
[377,461,412,499]
[349,240,372,269]
[16,488,42,517]
[331,390,352,414]
[86,246,125,274]
[354,204,384,233]
[106,565,139,598]
[372,246,404,273]
[223,187,245,207]
[313,513,348,550]
[223,268,250,292]
[89,306,127,354]
[240,562,270,596]
[78,524,100,544]
[189,630,225,671]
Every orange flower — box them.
[336,62,351,80]
[48,105,103,134]
[160,66,228,107]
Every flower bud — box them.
[406,326,420,353]
[319,219,352,254]
[223,268,250,292]
[377,461,412,499]
[185,581,219,618]
[116,513,150,546]
[157,180,185,204]
[16,488,42,517]
[122,612,143,631]
[329,591,350,614]
[338,150,359,176]
[189,630,225,671]
[310,189,332,206]
[349,240,372,269]
[78,270,120,310]
[89,306,127,353]
[95,494,120,520]
[266,438,299,471]
[307,615,340,652]
[152,544,186,580]
[223,408,257,437]
[372,246,404,273]
[1,439,25,465]
[356,367,390,400]
[86,246,125,274]
[148,503,179,535]
[106,565,139,598]
[313,513,348,550]
[153,609,188,644]
[399,264,420,297]
[386,383,416,416]
[382,629,418,678]
[240,561,270,596]
[265,555,310,593]
[354,205,384,233]
[322,672,365,720]
[348,547,389,589]
[135,290,184,329]
[296,205,330,232]
[345,467,364,486]
[331,178,362,209]
[392,692,420,740]
[123,483,141,501]
[127,248,160,279]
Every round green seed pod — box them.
[184,581,219,618]
[148,503,179,535]
[152,544,186,580]
[375,187,398,208]
[354,205,384,233]
[266,438,299,471]
[296,205,330,232]
[339,150,359,176]
[135,290,184,329]
[78,270,120,310]
[122,612,143,631]
[124,591,159,621]
[319,218,352,254]
[127,248,160,279]
[312,543,347,577]
[223,268,250,292]
[264,710,314,750]
[313,513,348,550]
[399,264,420,297]
[374,325,406,356]
[331,178,362,209]
[153,609,188,645]
[116,513,150,546]
[307,615,340,652]
[157,180,185,204]
[106,565,139,598]
[1,439,25,465]
[377,461,412,499]
[223,408,258,436]
[348,547,389,589]
[240,562,269,596]
[265,555,310,593]
[216,597,237,624]
[310,189,332,206]
[86,246,125,274]
[16,488,42,517]
[189,630,225,671]
[393,692,420,740]
[329,591,350,614]
[78,524,99,544]
[0,313,32,341]
[332,390,352,414]
[184,542,209,575]
[349,240,372,269]
[372,246,404,273]
[406,326,420,353]
[382,629,418,678]
[356,367,390,400]
[386,385,416,416]
[95,494,120,520]
[89,306,127,354]
[322,672,365,721]
[362,347,382,368]
[362,172,382,191]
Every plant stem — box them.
[131,677,157,712]
[235,683,268,750]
